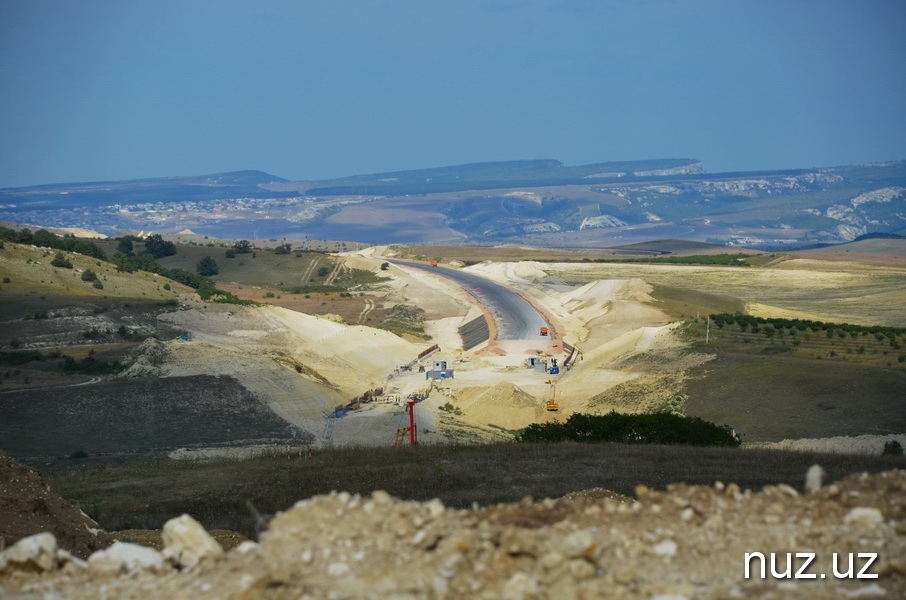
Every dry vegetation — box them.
[46,443,906,538]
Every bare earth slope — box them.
[0,451,113,559]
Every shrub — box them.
[81,269,98,282]
[196,256,220,277]
[60,355,123,375]
[882,440,903,457]
[167,268,205,289]
[51,252,73,268]
[117,237,135,256]
[142,234,177,258]
[518,411,740,447]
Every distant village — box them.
[0,195,316,236]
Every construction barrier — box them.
[417,343,440,360]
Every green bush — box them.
[142,234,177,258]
[196,256,220,276]
[518,411,740,447]
[60,355,123,375]
[883,440,904,456]
[51,252,73,269]
[0,350,46,365]
[81,269,98,282]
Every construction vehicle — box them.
[548,358,560,375]
[540,326,549,336]
[431,259,439,267]
[545,399,559,411]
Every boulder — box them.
[161,514,223,570]
[0,532,58,573]
[87,541,165,576]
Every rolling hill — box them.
[0,159,904,248]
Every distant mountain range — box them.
[1,158,904,248]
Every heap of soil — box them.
[0,451,113,559]
[3,469,904,599]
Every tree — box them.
[81,269,98,282]
[225,249,236,259]
[117,238,134,256]
[274,243,292,255]
[234,240,253,254]
[196,256,220,276]
[317,266,330,277]
[143,234,176,258]
[380,262,390,271]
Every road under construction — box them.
[389,259,553,344]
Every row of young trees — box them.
[710,313,905,341]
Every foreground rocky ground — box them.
[2,446,904,599]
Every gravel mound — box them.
[2,469,903,598]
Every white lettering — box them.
[744,552,766,579]
[857,553,878,579]
[833,553,854,579]
[795,552,816,579]
[771,552,792,578]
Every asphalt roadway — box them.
[390,259,550,341]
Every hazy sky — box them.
[1,0,905,188]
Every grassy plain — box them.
[0,375,295,460]
[49,443,906,538]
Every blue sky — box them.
[1,0,904,188]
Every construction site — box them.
[76,244,670,459]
